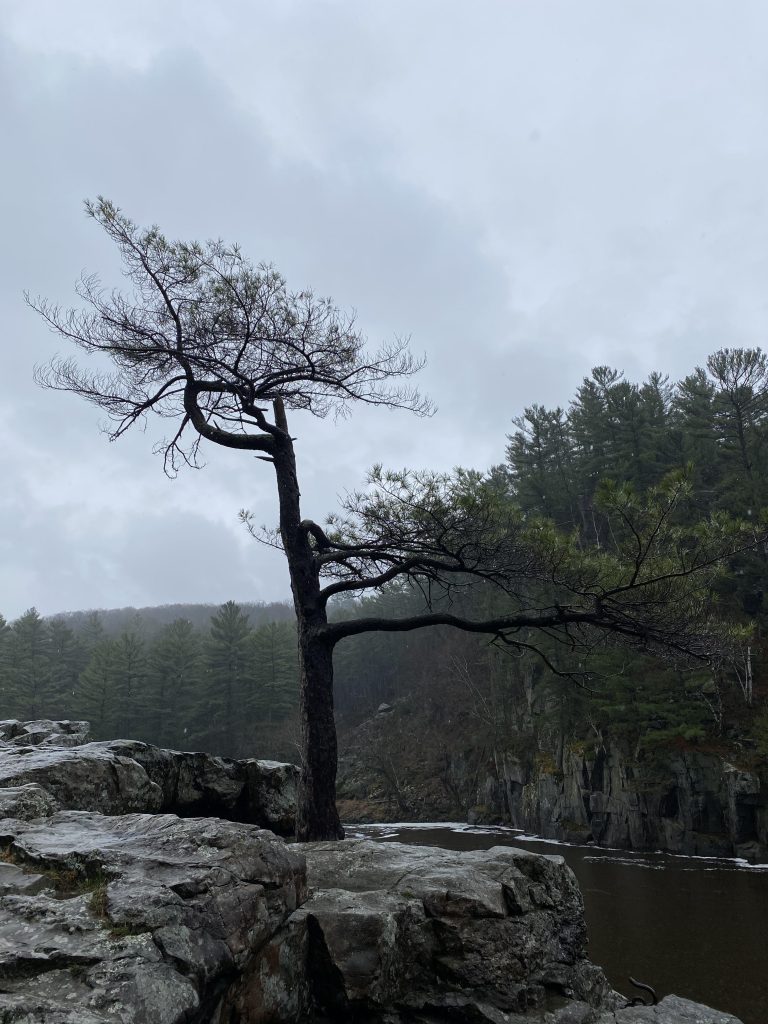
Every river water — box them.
[346,822,768,1024]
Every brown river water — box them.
[346,822,768,1024]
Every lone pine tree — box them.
[30,199,767,840]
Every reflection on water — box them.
[348,823,768,1024]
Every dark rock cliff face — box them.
[337,703,768,862]
[502,743,768,862]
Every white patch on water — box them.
[347,821,768,871]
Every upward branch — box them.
[29,197,434,473]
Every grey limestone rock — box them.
[0,810,306,1024]
[222,839,618,1022]
[0,719,91,747]
[0,720,299,835]
[0,782,59,820]
[103,738,299,835]
[0,739,163,815]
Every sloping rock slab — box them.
[0,810,305,1024]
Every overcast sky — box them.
[2,1,768,620]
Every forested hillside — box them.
[3,349,768,797]
[333,349,768,827]
[0,602,300,760]
[54,601,294,636]
[339,350,768,717]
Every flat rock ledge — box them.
[0,722,744,1024]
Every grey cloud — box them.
[0,31,511,618]
[1,3,767,619]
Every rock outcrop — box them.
[222,839,617,1022]
[221,839,744,1023]
[337,702,768,861]
[491,743,768,862]
[0,721,746,1023]
[0,810,305,1023]
[0,719,298,836]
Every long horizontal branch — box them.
[324,605,717,667]
[325,606,597,643]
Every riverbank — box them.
[349,822,768,1024]
[337,697,768,861]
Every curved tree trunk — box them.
[272,400,343,841]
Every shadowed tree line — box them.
[0,602,299,760]
[334,349,768,764]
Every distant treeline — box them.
[52,601,294,636]
[0,602,299,760]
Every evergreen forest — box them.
[3,347,768,766]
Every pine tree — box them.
[76,639,118,737]
[204,602,253,755]
[0,615,12,717]
[507,405,576,525]
[251,621,298,725]
[7,609,52,720]
[148,619,204,749]
[80,611,106,653]
[111,630,147,739]
[46,618,87,719]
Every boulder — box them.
[0,810,305,1024]
[103,739,299,834]
[0,739,164,815]
[0,719,91,747]
[0,782,60,820]
[223,839,618,1021]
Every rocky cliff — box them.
[504,742,768,862]
[0,719,744,1023]
[337,701,768,861]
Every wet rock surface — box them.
[103,738,299,835]
[303,840,613,1011]
[0,719,298,835]
[223,838,616,1022]
[0,811,305,1023]
[0,721,746,1024]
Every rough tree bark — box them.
[271,398,343,839]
